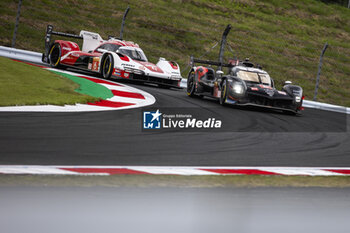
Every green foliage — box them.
[0,0,349,106]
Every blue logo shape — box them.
[143,110,162,129]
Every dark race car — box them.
[187,25,304,114]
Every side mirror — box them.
[96,48,108,53]
[216,70,224,75]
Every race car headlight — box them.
[294,90,302,102]
[232,83,244,94]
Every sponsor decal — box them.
[92,57,100,71]
[250,87,259,91]
[69,42,78,48]
[121,63,135,67]
[82,32,98,40]
[88,63,92,70]
[62,47,72,51]
[71,53,80,57]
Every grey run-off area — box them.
[0,186,349,233]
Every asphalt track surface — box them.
[0,74,349,166]
[1,186,349,233]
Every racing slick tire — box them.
[220,79,228,105]
[48,43,65,69]
[101,53,114,80]
[187,70,196,97]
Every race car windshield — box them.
[259,73,272,86]
[118,48,148,62]
[237,71,272,86]
[97,44,121,53]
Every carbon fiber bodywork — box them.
[225,82,303,113]
[188,67,303,114]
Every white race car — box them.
[42,25,182,88]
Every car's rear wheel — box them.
[220,79,228,105]
[101,54,114,79]
[187,71,195,97]
[49,43,64,69]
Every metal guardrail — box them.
[0,45,349,114]
[0,46,44,64]
[303,100,350,114]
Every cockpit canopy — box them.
[95,43,148,62]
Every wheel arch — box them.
[100,52,115,79]
[52,40,80,57]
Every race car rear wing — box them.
[42,25,106,63]
[42,25,83,63]
[189,24,233,70]
[190,56,234,68]
[42,7,131,63]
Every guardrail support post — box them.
[12,0,22,48]
[313,42,328,101]
[43,25,53,63]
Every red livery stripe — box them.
[201,169,279,175]
[88,100,134,108]
[111,90,145,99]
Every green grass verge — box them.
[2,0,349,106]
[1,175,350,188]
[0,57,105,106]
[51,71,113,100]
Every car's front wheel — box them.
[101,54,114,79]
[187,71,196,97]
[220,79,228,105]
